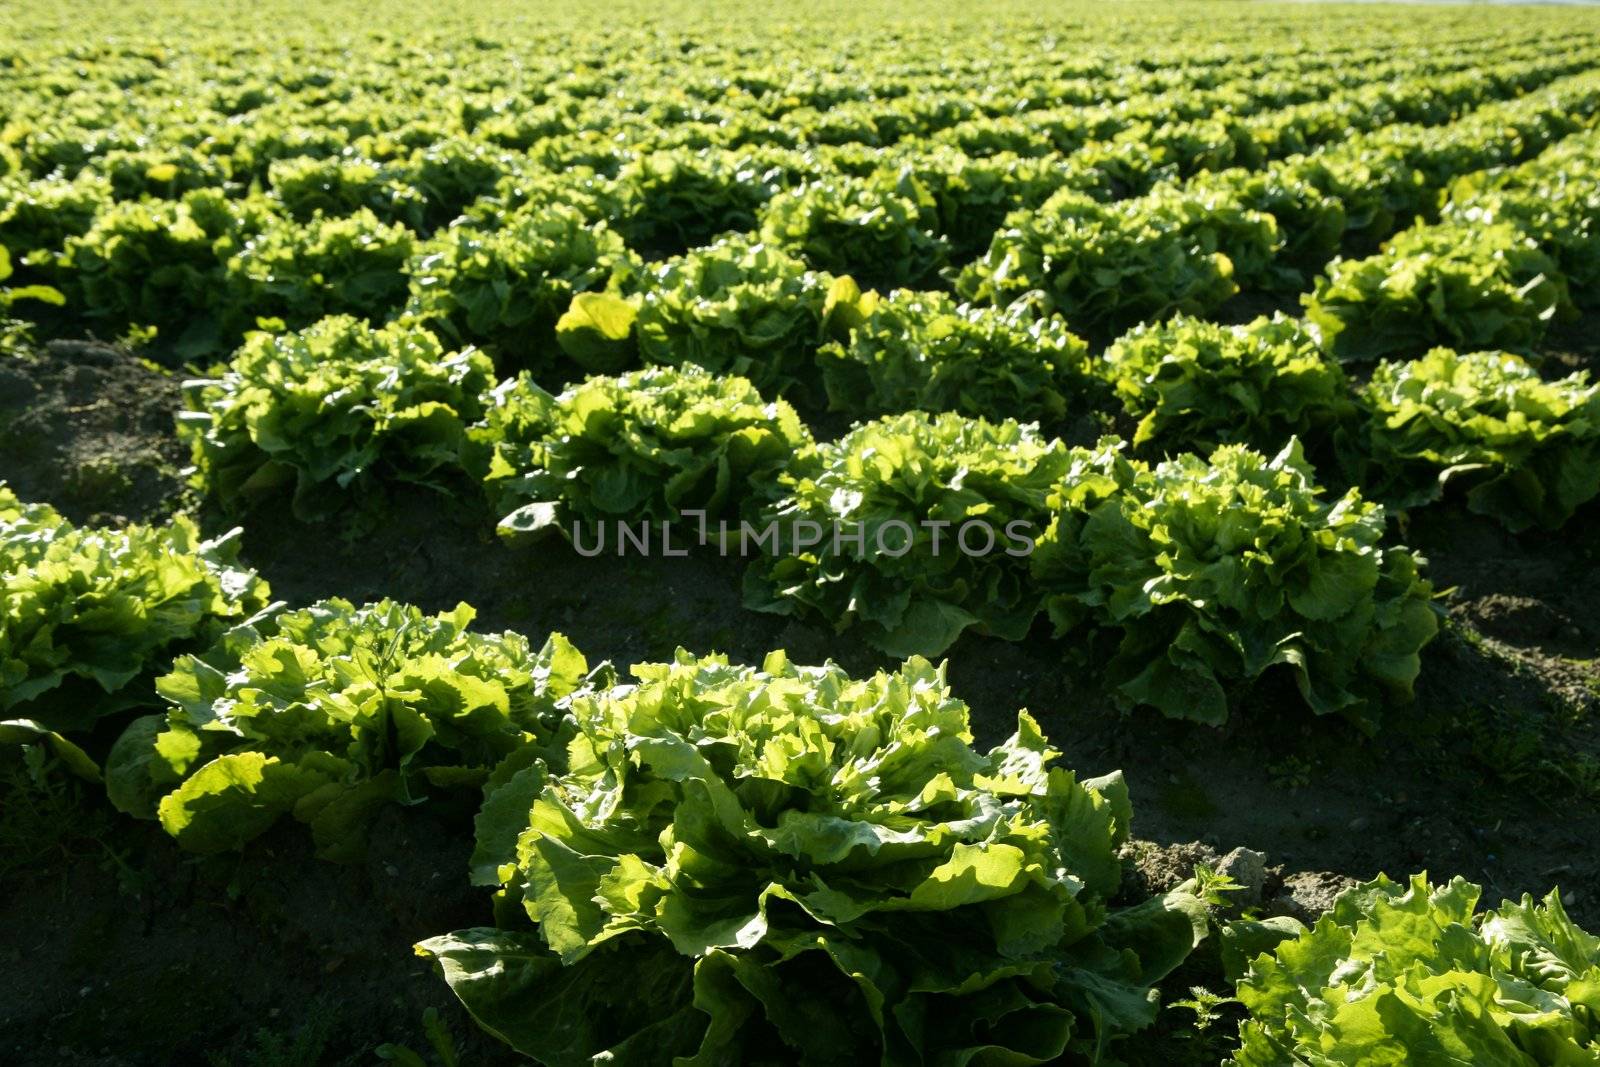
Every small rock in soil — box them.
[1216,846,1269,907]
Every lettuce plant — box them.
[606,147,782,257]
[406,203,638,375]
[227,208,415,327]
[391,138,515,231]
[1100,314,1354,456]
[94,146,229,201]
[819,288,1092,423]
[1111,116,1264,179]
[1,484,271,730]
[1031,439,1437,725]
[1353,348,1600,531]
[1188,168,1346,290]
[182,315,496,520]
[1285,144,1428,255]
[265,155,428,229]
[958,186,1277,335]
[933,114,1057,160]
[887,149,1070,259]
[105,599,589,859]
[0,173,111,274]
[223,123,347,185]
[478,364,811,537]
[61,190,275,360]
[1233,874,1600,1066]
[744,412,1067,657]
[1444,128,1600,299]
[459,163,617,222]
[632,234,847,398]
[1052,139,1184,203]
[1449,191,1600,303]
[759,174,949,292]
[421,651,1207,1066]
[1305,222,1573,362]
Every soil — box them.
[2,327,1598,1066]
[0,340,191,527]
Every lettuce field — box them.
[5,0,1600,1063]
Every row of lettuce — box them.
[966,69,1600,324]
[2,56,1598,363]
[3,483,1596,1063]
[179,316,1455,725]
[112,613,1213,1063]
[534,75,1600,395]
[10,321,1453,738]
[5,17,1573,194]
[3,31,1584,215]
[155,97,1600,531]
[171,281,1600,668]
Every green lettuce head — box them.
[957,186,1276,337]
[405,203,638,375]
[1353,347,1600,532]
[1,484,272,731]
[1032,438,1437,726]
[477,364,813,540]
[759,174,949,293]
[105,598,589,861]
[632,233,845,400]
[606,147,783,257]
[744,411,1068,658]
[1233,873,1600,1065]
[182,315,496,522]
[422,651,1206,1066]
[1305,222,1573,362]
[1100,313,1354,457]
[820,288,1092,424]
